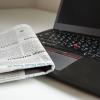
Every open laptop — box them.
[37,0,100,96]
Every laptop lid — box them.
[54,0,100,37]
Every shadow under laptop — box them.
[35,76,98,99]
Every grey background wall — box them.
[35,0,61,12]
[0,0,61,12]
[0,0,35,8]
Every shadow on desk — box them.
[0,76,98,99]
[36,76,97,99]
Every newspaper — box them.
[0,24,55,83]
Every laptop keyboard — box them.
[37,29,100,59]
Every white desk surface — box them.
[0,8,98,100]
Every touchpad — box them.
[48,51,80,71]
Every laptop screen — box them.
[54,0,100,36]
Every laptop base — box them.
[48,50,100,97]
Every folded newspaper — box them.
[0,24,55,83]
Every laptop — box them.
[37,0,100,96]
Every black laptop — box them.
[37,0,100,96]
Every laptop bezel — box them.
[54,0,100,37]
